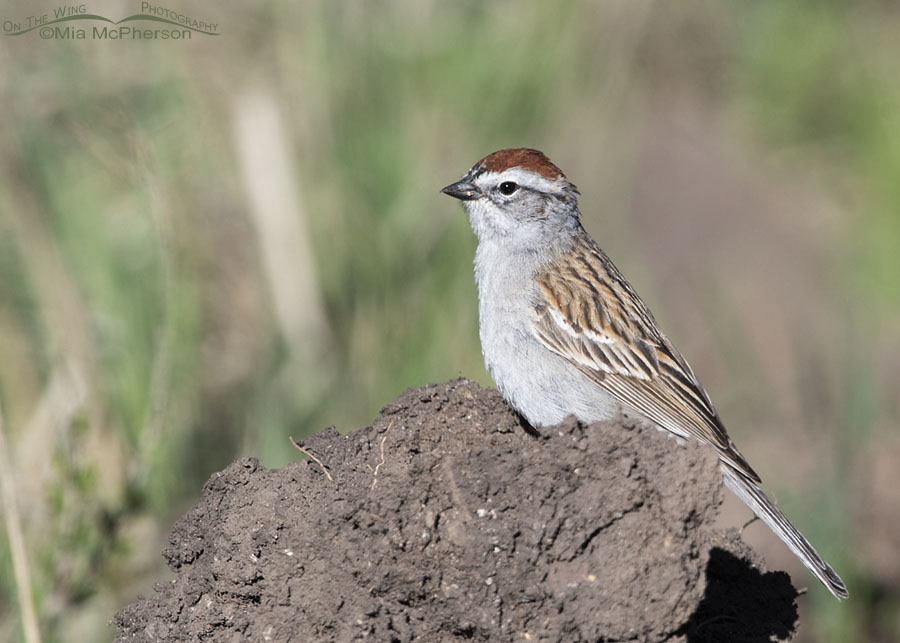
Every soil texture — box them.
[114,379,798,642]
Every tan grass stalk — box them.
[0,403,42,643]
[232,86,331,360]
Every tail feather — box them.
[721,465,848,600]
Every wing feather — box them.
[533,237,760,483]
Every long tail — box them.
[721,465,848,599]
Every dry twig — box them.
[290,436,333,482]
[370,420,393,490]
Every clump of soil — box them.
[113,379,798,642]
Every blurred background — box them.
[0,1,898,641]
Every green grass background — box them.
[1,1,899,641]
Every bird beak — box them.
[441,180,481,201]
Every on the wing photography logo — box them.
[2,3,218,40]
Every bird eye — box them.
[498,181,519,196]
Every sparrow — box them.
[441,148,848,599]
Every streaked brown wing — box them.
[533,237,760,483]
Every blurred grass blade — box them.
[17,361,86,524]
[0,403,42,643]
[232,86,331,361]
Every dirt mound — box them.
[113,379,798,642]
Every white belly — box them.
[479,305,622,428]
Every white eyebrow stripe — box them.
[476,168,568,195]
